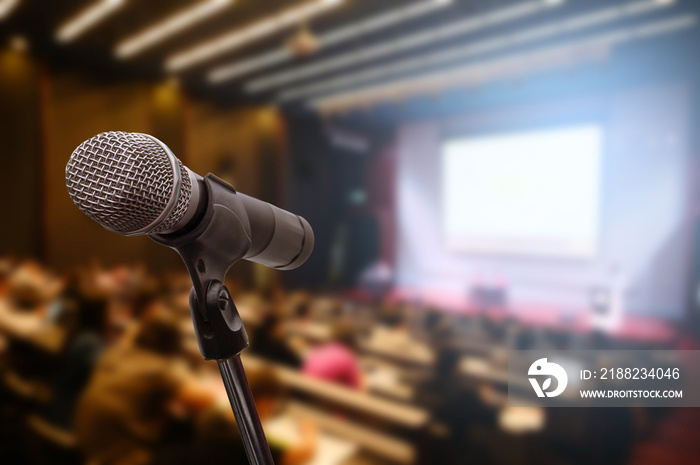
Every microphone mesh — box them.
[65,131,191,235]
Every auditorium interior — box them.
[1,0,700,464]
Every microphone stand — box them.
[218,356,273,465]
[152,175,276,465]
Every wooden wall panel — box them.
[0,48,42,258]
[43,72,158,268]
[2,58,284,272]
[187,103,283,198]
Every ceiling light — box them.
[208,0,454,83]
[314,43,611,113]
[116,0,232,59]
[279,0,673,101]
[0,0,20,20]
[311,15,696,114]
[245,0,563,93]
[56,0,125,43]
[166,0,344,72]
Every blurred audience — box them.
[0,255,695,465]
[74,312,217,465]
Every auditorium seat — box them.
[23,414,82,465]
[2,370,51,405]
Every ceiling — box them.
[0,0,697,107]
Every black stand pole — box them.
[151,175,281,465]
[218,356,275,465]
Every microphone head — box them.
[65,131,192,236]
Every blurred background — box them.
[1,0,700,464]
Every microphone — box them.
[66,131,311,465]
[65,131,313,270]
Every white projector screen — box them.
[442,124,602,258]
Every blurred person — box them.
[543,328,573,350]
[284,291,317,355]
[0,262,62,374]
[45,268,84,325]
[108,265,160,336]
[292,300,312,323]
[366,299,429,361]
[589,329,613,350]
[251,313,302,368]
[86,262,123,297]
[416,346,496,465]
[590,264,626,333]
[131,288,162,321]
[47,291,109,429]
[302,321,363,390]
[74,312,220,465]
[423,307,453,345]
[0,256,15,298]
[358,260,394,297]
[5,260,63,313]
[377,297,406,329]
[592,407,635,465]
[0,260,65,359]
[543,406,635,465]
[267,282,288,313]
[0,258,15,353]
[288,290,313,322]
[111,264,153,303]
[189,368,317,465]
[513,326,537,350]
[111,286,161,335]
[313,295,344,322]
[240,291,274,327]
[160,271,195,317]
[110,286,174,350]
[477,313,509,343]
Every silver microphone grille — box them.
[65,131,192,236]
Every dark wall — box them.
[285,114,335,288]
[0,47,42,258]
[284,113,390,289]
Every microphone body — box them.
[65,131,313,271]
[238,192,314,271]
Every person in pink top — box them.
[302,322,362,390]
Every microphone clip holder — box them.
[152,174,275,465]
[152,174,253,360]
